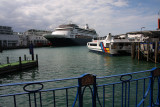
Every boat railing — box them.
[0,67,160,107]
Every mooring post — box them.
[155,41,158,63]
[78,78,83,107]
[138,43,140,60]
[150,71,154,106]
[131,43,135,59]
[36,54,38,67]
[92,76,97,107]
[78,74,97,107]
[7,57,9,64]
[19,57,22,71]
[24,54,26,61]
[147,42,149,61]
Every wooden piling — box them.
[0,44,2,52]
[36,54,38,67]
[138,43,140,60]
[147,42,149,61]
[155,41,158,63]
[19,57,22,71]
[7,57,9,64]
[131,43,135,59]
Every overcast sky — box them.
[0,0,160,36]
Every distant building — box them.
[0,26,19,48]
[25,29,52,46]
[0,26,52,49]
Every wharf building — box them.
[0,25,52,49]
[24,29,52,47]
[0,26,19,48]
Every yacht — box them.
[43,24,98,46]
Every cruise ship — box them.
[43,24,98,46]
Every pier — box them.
[0,67,160,106]
[128,30,160,63]
[0,54,38,75]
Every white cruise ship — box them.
[43,24,98,46]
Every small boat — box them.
[87,33,132,55]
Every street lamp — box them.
[141,27,145,32]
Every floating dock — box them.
[0,54,38,75]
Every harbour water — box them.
[0,46,159,106]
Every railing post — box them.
[78,78,83,107]
[78,74,96,107]
[150,71,154,106]
[150,67,160,106]
[151,68,160,106]
[92,76,97,107]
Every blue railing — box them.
[0,67,160,107]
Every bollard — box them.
[7,57,9,64]
[36,54,38,67]
[19,57,22,71]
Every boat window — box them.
[90,44,97,46]
[106,43,109,48]
[111,43,117,49]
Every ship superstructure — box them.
[43,24,98,46]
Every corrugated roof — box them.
[127,30,160,37]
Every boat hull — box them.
[47,38,92,46]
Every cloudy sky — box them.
[0,0,160,36]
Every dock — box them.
[128,30,160,63]
[0,54,38,75]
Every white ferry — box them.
[87,33,143,55]
[43,24,98,46]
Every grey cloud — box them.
[0,0,158,35]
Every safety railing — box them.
[0,67,160,107]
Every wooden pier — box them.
[0,54,38,75]
[131,42,160,63]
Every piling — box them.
[155,41,158,63]
[147,42,149,62]
[0,44,2,52]
[131,43,136,59]
[19,57,22,71]
[36,54,38,67]
[131,41,160,63]
[138,43,140,61]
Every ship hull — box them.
[47,38,92,46]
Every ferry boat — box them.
[87,33,133,55]
[43,24,98,46]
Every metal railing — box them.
[0,67,160,107]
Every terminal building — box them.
[0,26,52,50]
[0,26,19,48]
[24,29,52,46]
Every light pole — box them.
[141,27,145,32]
[141,27,145,41]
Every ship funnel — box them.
[85,24,89,29]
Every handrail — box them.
[0,67,160,107]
